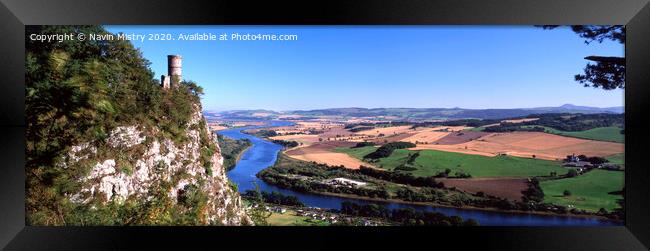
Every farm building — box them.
[563,161,594,168]
[326,178,367,187]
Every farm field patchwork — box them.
[540,169,624,212]
[433,131,489,145]
[236,111,624,220]
[401,130,451,144]
[410,149,569,178]
[285,142,368,169]
[334,146,377,160]
[356,125,416,137]
[270,134,320,144]
[336,146,569,178]
[524,126,624,143]
[413,131,623,160]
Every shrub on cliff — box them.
[26,25,207,225]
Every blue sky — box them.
[106,26,624,111]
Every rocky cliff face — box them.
[65,105,252,225]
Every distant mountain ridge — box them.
[210,104,624,121]
[530,104,624,114]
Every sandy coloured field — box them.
[288,152,368,169]
[271,121,342,136]
[270,134,321,144]
[208,124,228,131]
[440,178,529,201]
[356,125,417,137]
[399,126,476,144]
[414,131,623,160]
[402,130,451,144]
[285,142,369,169]
[318,126,357,138]
[412,144,498,157]
[367,132,415,144]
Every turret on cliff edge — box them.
[161,55,182,89]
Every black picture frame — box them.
[1,0,649,250]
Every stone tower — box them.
[161,55,182,89]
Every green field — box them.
[540,169,624,212]
[466,127,486,132]
[523,126,624,143]
[335,146,378,160]
[336,146,568,178]
[267,211,329,226]
[606,153,625,166]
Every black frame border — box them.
[1,0,649,250]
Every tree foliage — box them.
[363,141,416,160]
[541,25,625,90]
[26,25,207,225]
[340,201,479,226]
[217,135,252,171]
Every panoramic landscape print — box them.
[26,25,624,226]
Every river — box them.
[219,120,619,226]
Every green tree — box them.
[541,25,625,90]
[247,183,271,226]
[26,25,208,225]
[567,169,579,177]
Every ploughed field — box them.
[439,178,529,201]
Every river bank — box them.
[285,187,619,222]
[219,120,621,226]
[261,150,619,222]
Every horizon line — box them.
[203,103,624,112]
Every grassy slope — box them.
[242,199,329,226]
[606,153,625,165]
[540,169,624,212]
[336,146,568,178]
[267,211,329,226]
[335,146,377,160]
[411,150,567,178]
[523,126,624,143]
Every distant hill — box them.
[211,109,282,120]
[530,104,624,114]
[210,104,624,121]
